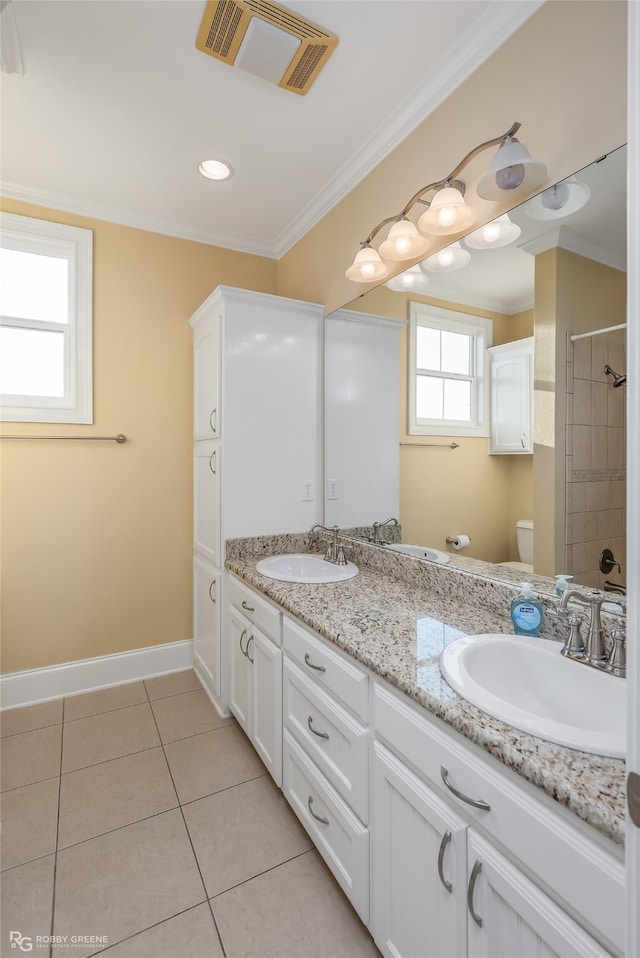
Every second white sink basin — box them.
[440,633,625,758]
[256,553,359,584]
[387,543,450,564]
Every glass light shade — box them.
[523,177,591,220]
[418,186,478,236]
[385,265,431,292]
[420,242,470,272]
[345,245,390,283]
[378,218,430,261]
[463,213,521,250]
[476,137,547,200]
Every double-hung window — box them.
[0,213,93,423]
[409,302,491,436]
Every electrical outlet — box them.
[302,480,315,501]
[327,479,339,500]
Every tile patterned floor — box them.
[1,671,379,958]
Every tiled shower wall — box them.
[565,331,626,588]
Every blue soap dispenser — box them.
[510,582,544,636]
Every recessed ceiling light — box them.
[198,159,233,181]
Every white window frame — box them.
[408,302,492,437]
[0,213,93,424]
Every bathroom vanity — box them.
[222,534,625,958]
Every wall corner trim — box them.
[0,639,194,710]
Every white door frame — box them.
[626,2,639,954]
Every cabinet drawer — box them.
[282,730,369,924]
[283,657,369,823]
[228,575,282,646]
[283,616,368,723]
[373,681,625,956]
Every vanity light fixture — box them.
[523,176,591,219]
[345,122,546,283]
[476,136,547,200]
[345,243,390,282]
[385,264,430,292]
[198,159,234,181]
[417,183,477,236]
[463,212,521,249]
[378,217,430,261]
[420,241,470,272]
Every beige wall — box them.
[0,198,278,673]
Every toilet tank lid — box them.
[516,519,534,530]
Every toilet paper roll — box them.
[451,534,470,550]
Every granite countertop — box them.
[225,534,626,846]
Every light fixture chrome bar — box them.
[570,323,627,341]
[1,433,127,442]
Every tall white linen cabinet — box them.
[189,287,324,713]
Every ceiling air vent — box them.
[196,0,338,95]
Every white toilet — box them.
[499,519,534,573]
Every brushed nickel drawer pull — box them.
[208,581,216,603]
[241,600,255,613]
[209,408,217,432]
[209,451,216,475]
[304,653,326,673]
[239,629,248,656]
[246,635,254,664]
[467,860,483,927]
[307,716,329,740]
[437,829,453,893]
[441,766,491,811]
[307,796,329,825]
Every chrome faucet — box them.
[310,523,347,565]
[371,517,399,545]
[556,589,625,676]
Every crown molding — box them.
[520,225,626,272]
[272,0,543,257]
[421,281,534,317]
[0,181,279,258]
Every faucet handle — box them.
[605,628,626,678]
[335,544,347,566]
[561,614,586,659]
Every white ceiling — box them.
[0,0,540,258]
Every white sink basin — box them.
[387,543,450,564]
[256,553,359,584]
[440,633,625,758]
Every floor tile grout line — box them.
[49,697,66,958]
[88,901,215,957]
[147,690,230,958]
[1,772,62,794]
[55,803,182,854]
[208,846,318,901]
[179,770,268,808]
[0,720,63,740]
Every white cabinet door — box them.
[228,605,251,734]
[489,337,533,454]
[371,741,468,958]
[249,627,282,787]
[193,313,221,440]
[193,557,220,699]
[193,440,220,565]
[466,831,611,958]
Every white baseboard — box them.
[0,639,194,710]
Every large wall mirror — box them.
[324,146,627,601]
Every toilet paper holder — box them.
[446,535,471,550]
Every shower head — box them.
[604,364,627,388]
